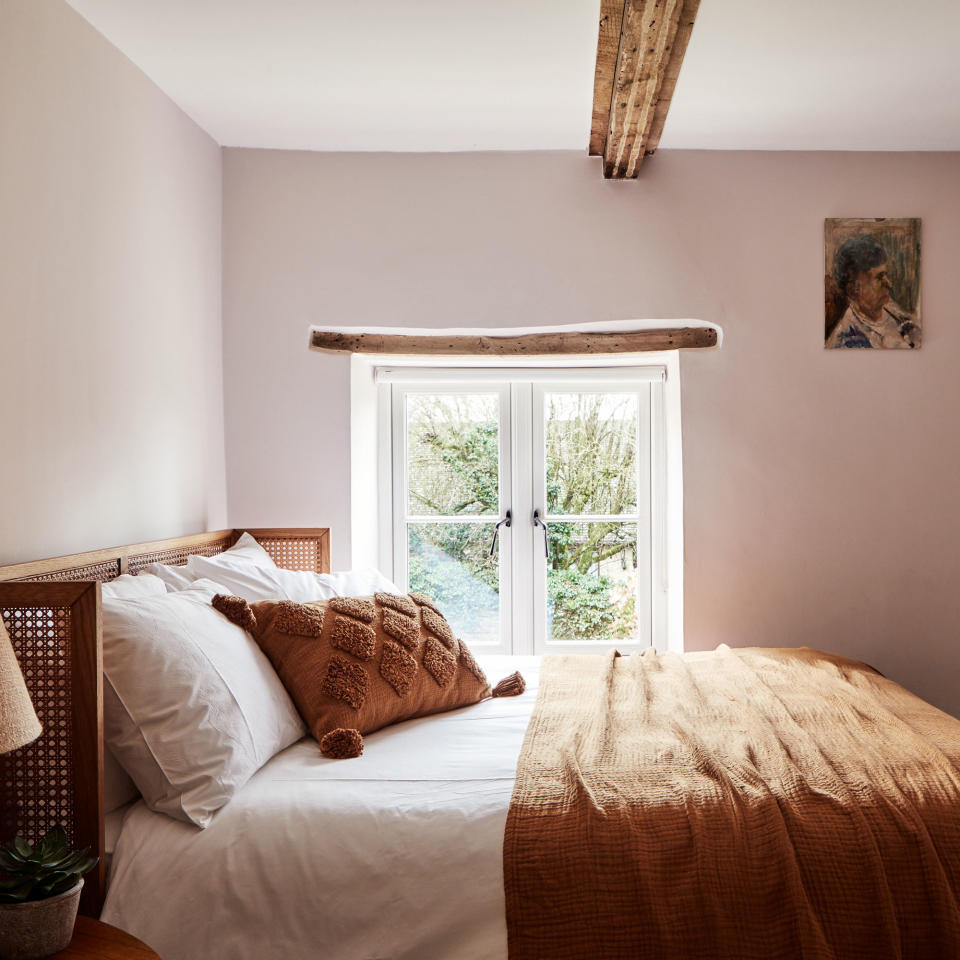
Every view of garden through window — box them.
[405,390,641,645]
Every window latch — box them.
[533,509,550,559]
[489,510,512,557]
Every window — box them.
[375,365,680,655]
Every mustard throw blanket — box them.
[504,646,960,959]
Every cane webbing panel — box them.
[258,537,322,572]
[0,529,329,584]
[127,538,233,574]
[15,560,120,584]
[0,606,75,848]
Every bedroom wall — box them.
[0,0,226,564]
[222,148,960,717]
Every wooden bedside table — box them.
[49,915,161,959]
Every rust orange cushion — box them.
[212,592,513,758]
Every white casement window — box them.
[373,365,680,656]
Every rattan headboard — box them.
[0,527,329,916]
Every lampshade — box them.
[0,616,41,754]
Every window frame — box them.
[390,381,514,655]
[530,379,656,655]
[373,363,679,655]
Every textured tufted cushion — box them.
[212,592,500,758]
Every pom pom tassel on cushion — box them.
[492,671,525,697]
[320,728,364,759]
[212,594,257,631]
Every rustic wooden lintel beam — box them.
[310,327,717,356]
[589,0,700,179]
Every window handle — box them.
[533,509,550,559]
[489,510,512,557]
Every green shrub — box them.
[547,569,616,641]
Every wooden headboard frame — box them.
[0,527,329,917]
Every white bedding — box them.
[101,655,539,960]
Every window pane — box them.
[407,394,499,516]
[546,521,638,644]
[545,393,637,515]
[408,522,500,645]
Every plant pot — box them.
[0,879,82,960]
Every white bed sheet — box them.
[101,655,539,960]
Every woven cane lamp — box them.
[0,617,41,754]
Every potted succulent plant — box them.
[0,826,98,960]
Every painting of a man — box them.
[824,218,921,349]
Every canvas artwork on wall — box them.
[824,217,921,349]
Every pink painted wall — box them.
[222,148,960,716]
[0,0,226,563]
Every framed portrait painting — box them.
[824,217,921,349]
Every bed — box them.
[4,527,960,960]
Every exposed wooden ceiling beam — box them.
[589,0,626,158]
[644,0,700,155]
[589,0,700,179]
[310,326,717,356]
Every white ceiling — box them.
[65,0,960,152]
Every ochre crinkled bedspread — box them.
[504,646,960,960]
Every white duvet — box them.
[101,656,539,960]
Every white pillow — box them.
[101,573,167,601]
[309,568,402,600]
[205,531,277,569]
[139,561,195,592]
[140,532,277,592]
[102,579,305,827]
[104,747,139,813]
[186,556,400,603]
[101,574,165,810]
